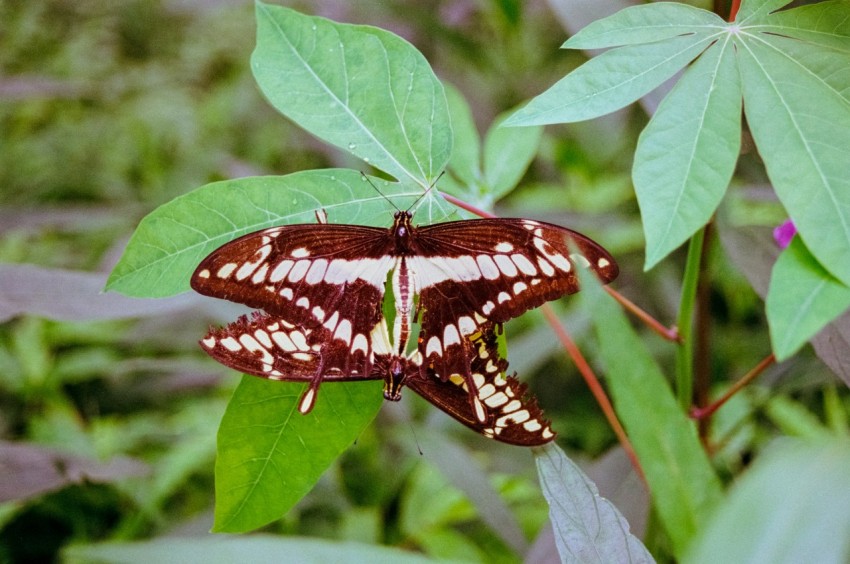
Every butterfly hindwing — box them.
[406,328,555,446]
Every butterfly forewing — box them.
[409,217,618,379]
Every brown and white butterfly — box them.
[191,208,618,433]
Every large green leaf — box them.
[686,438,850,564]
[506,0,850,280]
[503,33,717,127]
[577,272,722,557]
[562,3,725,49]
[252,1,451,186]
[634,36,741,269]
[534,444,653,564]
[214,377,384,532]
[738,31,850,286]
[766,237,850,360]
[484,113,541,201]
[106,169,454,298]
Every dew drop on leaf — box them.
[348,143,356,150]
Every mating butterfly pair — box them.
[191,208,618,446]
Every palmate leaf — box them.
[106,169,454,298]
[252,1,451,187]
[505,0,850,360]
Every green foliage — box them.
[214,378,383,532]
[686,438,850,564]
[506,0,850,360]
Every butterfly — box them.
[191,205,617,434]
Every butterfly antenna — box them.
[360,172,401,213]
[406,171,446,214]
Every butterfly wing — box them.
[405,328,555,446]
[192,223,397,374]
[199,311,382,382]
[410,217,617,378]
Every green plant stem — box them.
[675,228,705,411]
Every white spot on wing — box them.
[494,255,518,277]
[291,247,310,258]
[290,331,309,351]
[198,269,210,279]
[497,291,511,304]
[251,263,269,284]
[443,324,461,347]
[296,297,309,309]
[538,257,555,276]
[323,311,340,332]
[220,337,241,351]
[351,333,369,354]
[280,287,294,299]
[511,254,537,276]
[288,260,311,282]
[201,336,215,348]
[598,257,610,268]
[271,331,296,351]
[305,259,329,284]
[457,315,477,336]
[217,263,237,279]
[254,330,272,348]
[269,260,294,282]
[476,255,500,280]
[513,281,527,294]
[311,306,325,322]
[425,336,442,358]
[482,301,495,315]
[495,241,514,252]
[334,319,352,345]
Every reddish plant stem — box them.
[441,192,497,219]
[691,353,776,421]
[603,287,681,343]
[541,304,646,482]
[728,0,741,22]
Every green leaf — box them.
[214,377,383,532]
[445,84,481,190]
[759,0,850,52]
[485,113,541,200]
[106,169,454,298]
[252,2,451,186]
[766,237,850,360]
[577,271,722,557]
[564,3,725,49]
[534,444,654,564]
[635,37,741,269]
[738,33,850,286]
[504,33,718,126]
[64,536,442,564]
[735,0,795,22]
[685,439,850,564]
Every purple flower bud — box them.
[773,219,796,249]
